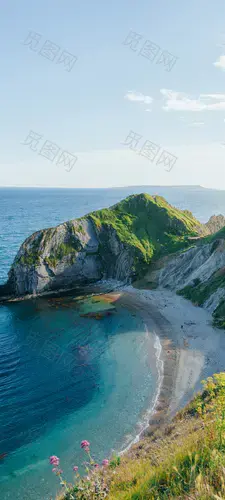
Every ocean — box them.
[0,186,224,500]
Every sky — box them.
[1,0,225,188]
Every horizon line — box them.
[0,184,220,191]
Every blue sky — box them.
[1,0,225,188]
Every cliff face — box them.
[205,214,225,234]
[3,218,134,297]
[147,229,225,328]
[1,193,224,313]
[0,193,208,299]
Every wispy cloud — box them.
[188,121,205,127]
[213,55,225,70]
[160,89,225,111]
[124,91,153,106]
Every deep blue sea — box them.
[0,186,225,500]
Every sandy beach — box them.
[106,286,225,434]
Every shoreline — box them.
[105,285,225,450]
[120,327,164,455]
[113,289,179,438]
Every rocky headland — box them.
[1,193,225,499]
[0,193,224,329]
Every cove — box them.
[0,293,159,500]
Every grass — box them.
[15,224,82,269]
[178,269,225,307]
[12,194,225,315]
[105,373,225,499]
[202,226,225,244]
[177,267,225,329]
[16,232,43,266]
[88,194,205,278]
[12,193,209,277]
[58,373,225,499]
[45,242,79,268]
[213,299,225,329]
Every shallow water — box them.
[0,294,158,499]
[0,186,224,499]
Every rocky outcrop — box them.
[146,237,225,328]
[1,193,224,316]
[0,193,208,301]
[159,240,225,291]
[205,214,225,234]
[0,218,135,299]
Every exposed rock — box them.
[0,193,207,300]
[204,288,225,314]
[1,219,133,298]
[146,237,225,327]
[159,240,225,290]
[1,193,224,329]
[205,214,225,234]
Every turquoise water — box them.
[0,295,157,499]
[0,186,225,499]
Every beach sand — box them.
[104,286,225,436]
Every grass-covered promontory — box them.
[12,193,208,282]
[89,193,207,267]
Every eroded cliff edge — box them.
[142,226,225,329]
[0,193,224,329]
[0,193,209,299]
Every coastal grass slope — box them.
[178,268,225,329]
[177,234,225,329]
[0,193,208,298]
[105,373,225,499]
[60,373,225,499]
[18,193,207,270]
[90,193,207,265]
[0,192,224,326]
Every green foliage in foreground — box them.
[59,373,225,499]
[106,373,225,499]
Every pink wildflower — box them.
[94,463,100,468]
[81,440,90,449]
[52,468,57,473]
[102,459,109,466]
[49,455,59,466]
[73,466,78,471]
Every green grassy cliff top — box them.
[88,193,207,265]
